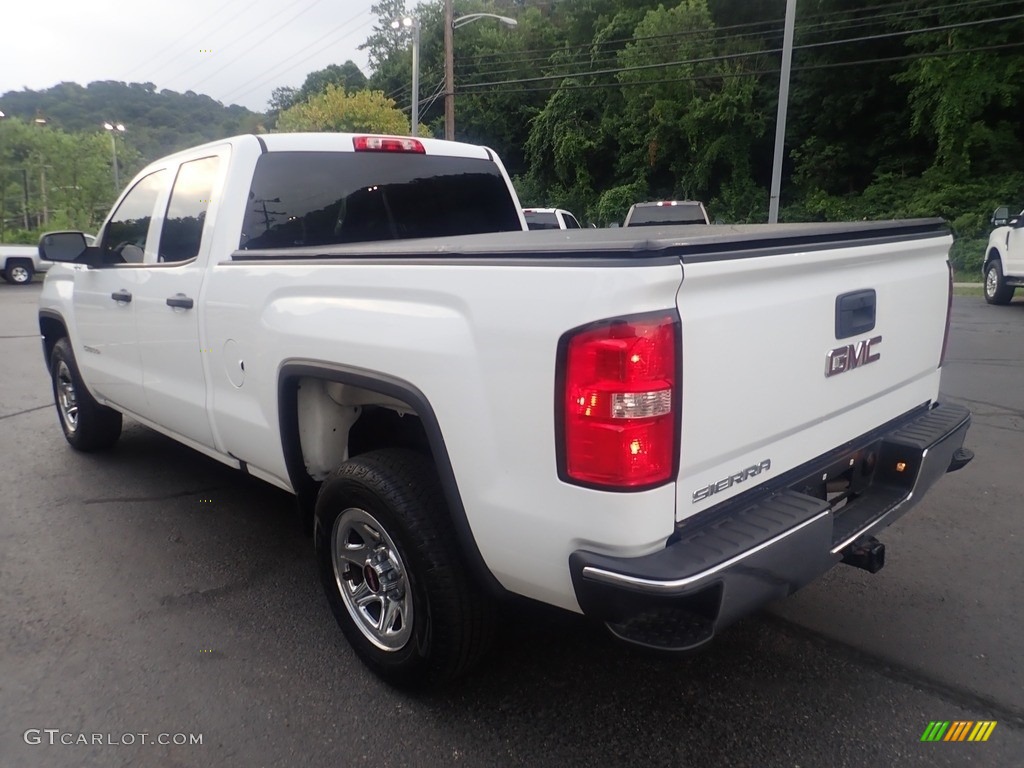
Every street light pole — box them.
[768,0,797,224]
[444,11,518,141]
[392,17,421,136]
[104,122,125,191]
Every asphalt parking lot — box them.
[1,282,1022,768]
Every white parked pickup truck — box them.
[1,244,47,284]
[983,205,1024,304]
[38,132,973,685]
[2,236,95,284]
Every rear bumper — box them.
[568,402,972,651]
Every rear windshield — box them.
[524,211,559,230]
[627,204,706,226]
[240,151,523,249]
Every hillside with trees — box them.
[2,0,1022,276]
[363,0,1024,272]
[0,81,264,241]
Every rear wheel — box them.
[50,338,123,451]
[3,259,34,285]
[314,448,495,686]
[984,260,1015,305]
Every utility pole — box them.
[22,168,29,229]
[40,165,48,226]
[768,0,797,224]
[411,19,420,136]
[444,0,454,140]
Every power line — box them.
[455,40,1024,98]
[188,0,330,91]
[146,0,322,86]
[126,0,252,82]
[459,12,1024,91]
[456,0,1020,79]
[217,13,373,104]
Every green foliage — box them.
[275,86,426,135]
[0,81,262,164]
[6,0,1021,263]
[268,62,368,118]
[0,117,131,241]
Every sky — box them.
[2,0,381,113]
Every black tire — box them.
[50,338,123,451]
[984,260,1015,305]
[314,448,495,686]
[3,259,34,285]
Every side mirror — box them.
[39,231,88,262]
[991,206,1010,227]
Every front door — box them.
[71,169,167,415]
[1004,212,1024,277]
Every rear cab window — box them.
[239,151,523,249]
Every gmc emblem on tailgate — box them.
[825,335,882,377]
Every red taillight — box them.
[939,259,953,368]
[559,313,679,489]
[353,136,426,154]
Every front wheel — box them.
[50,338,123,451]
[314,449,495,686]
[3,259,34,285]
[984,261,1015,305]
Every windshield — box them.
[627,204,706,226]
[524,211,560,230]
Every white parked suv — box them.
[623,200,710,227]
[523,207,582,230]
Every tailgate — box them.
[673,220,952,521]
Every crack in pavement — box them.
[766,614,1024,730]
[946,395,1024,421]
[82,487,223,505]
[156,562,283,610]
[0,404,52,420]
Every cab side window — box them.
[158,156,221,264]
[100,171,166,265]
[563,214,581,229]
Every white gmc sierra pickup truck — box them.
[37,132,973,685]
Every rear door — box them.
[673,223,952,520]
[131,151,227,449]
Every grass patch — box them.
[953,286,984,297]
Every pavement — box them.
[2,283,1022,768]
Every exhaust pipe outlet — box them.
[841,535,885,574]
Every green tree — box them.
[275,86,423,135]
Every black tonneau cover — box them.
[228,218,949,266]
